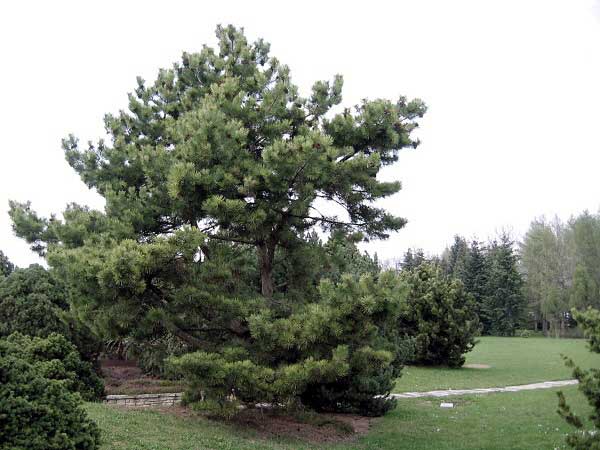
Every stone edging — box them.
[104,392,183,407]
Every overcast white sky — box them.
[1,0,599,267]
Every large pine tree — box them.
[9,26,425,415]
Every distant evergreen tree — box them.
[0,250,14,277]
[402,248,426,271]
[462,240,489,330]
[484,234,526,336]
[441,235,468,279]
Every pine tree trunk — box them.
[258,242,275,299]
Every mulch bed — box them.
[100,359,185,395]
[231,409,374,444]
[143,405,375,445]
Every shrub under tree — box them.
[0,264,68,309]
[3,333,104,401]
[0,265,102,364]
[0,294,68,339]
[399,262,479,368]
[169,271,411,417]
[0,336,100,450]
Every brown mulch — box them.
[231,408,374,444]
[145,406,375,445]
[100,359,185,395]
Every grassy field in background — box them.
[86,386,592,450]
[394,336,600,392]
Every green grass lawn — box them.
[394,336,600,392]
[86,402,298,450]
[86,386,592,450]
[364,386,591,450]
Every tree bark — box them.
[542,318,548,336]
[168,324,204,349]
[258,241,275,299]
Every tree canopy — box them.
[11,25,425,300]
[520,213,600,336]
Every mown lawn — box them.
[86,386,592,450]
[366,387,590,450]
[394,336,600,392]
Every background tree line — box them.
[520,211,600,337]
[394,232,526,337]
[393,209,600,339]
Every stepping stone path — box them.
[391,379,579,399]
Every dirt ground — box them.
[231,408,374,444]
[135,405,375,445]
[100,359,185,395]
